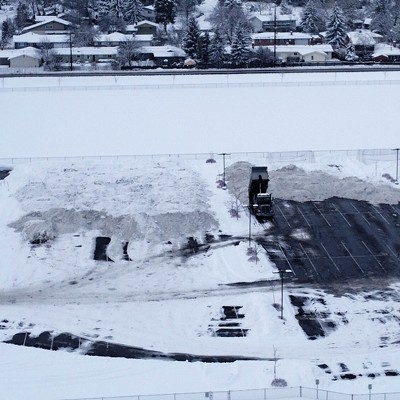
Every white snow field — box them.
[0,71,400,400]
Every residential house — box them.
[54,46,118,64]
[94,32,153,47]
[137,45,186,67]
[21,16,72,34]
[252,32,312,47]
[142,5,156,22]
[372,43,400,62]
[134,20,158,35]
[347,30,383,59]
[0,47,42,68]
[13,32,70,49]
[257,44,334,63]
[248,13,296,33]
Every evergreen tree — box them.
[154,0,176,32]
[300,0,325,34]
[200,31,211,67]
[123,0,145,24]
[182,15,200,58]
[209,29,225,67]
[14,2,30,31]
[370,0,393,38]
[345,41,357,61]
[326,4,347,48]
[230,25,251,67]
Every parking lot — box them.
[259,197,400,284]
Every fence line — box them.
[2,78,400,93]
[62,386,400,400]
[0,148,397,167]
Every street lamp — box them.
[368,384,372,400]
[316,379,320,399]
[393,148,399,184]
[218,153,230,188]
[273,269,293,320]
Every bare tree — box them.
[117,37,141,67]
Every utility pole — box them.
[218,153,230,188]
[69,30,73,71]
[393,148,399,184]
[273,3,277,65]
[273,269,293,320]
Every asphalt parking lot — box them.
[259,197,400,284]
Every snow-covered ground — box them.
[1,72,400,400]
[1,71,400,159]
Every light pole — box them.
[368,384,372,400]
[393,148,399,184]
[218,153,230,188]
[316,379,320,399]
[273,269,293,320]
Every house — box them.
[21,16,72,34]
[132,20,158,35]
[252,32,312,47]
[248,13,296,33]
[94,32,153,47]
[94,32,133,46]
[137,45,186,67]
[347,30,383,59]
[54,46,118,64]
[0,47,42,68]
[142,5,156,22]
[13,32,70,49]
[372,43,400,62]
[257,44,334,63]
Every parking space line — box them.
[332,203,352,227]
[362,241,387,272]
[385,243,399,260]
[313,202,332,227]
[299,243,319,277]
[351,203,371,226]
[296,206,311,228]
[390,205,400,215]
[276,204,291,228]
[341,241,365,273]
[278,244,296,276]
[320,242,342,274]
[373,205,391,225]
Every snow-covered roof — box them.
[136,20,158,27]
[373,43,400,57]
[135,34,153,41]
[55,47,118,56]
[252,32,312,40]
[249,13,295,22]
[13,32,70,43]
[0,46,41,60]
[21,16,72,32]
[140,45,186,57]
[348,30,382,46]
[144,5,154,10]
[95,32,133,42]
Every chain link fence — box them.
[61,387,400,400]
